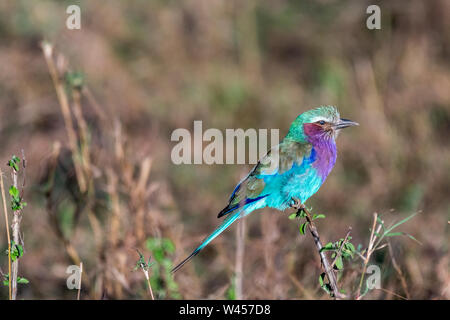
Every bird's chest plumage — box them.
[287,143,335,200]
[263,139,337,210]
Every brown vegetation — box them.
[0,0,448,299]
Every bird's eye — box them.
[318,120,325,125]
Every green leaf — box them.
[320,242,335,252]
[318,273,332,296]
[9,186,19,198]
[226,279,236,300]
[296,210,306,218]
[288,213,297,220]
[344,242,355,252]
[0,274,27,286]
[318,273,325,286]
[313,214,326,220]
[385,232,421,244]
[404,233,421,244]
[342,249,354,259]
[384,212,418,235]
[299,222,309,235]
[10,242,24,262]
[7,156,20,172]
[335,256,343,270]
[17,277,29,284]
[385,232,403,237]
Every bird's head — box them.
[286,106,358,142]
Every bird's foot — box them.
[290,197,306,216]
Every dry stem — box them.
[0,171,12,300]
[41,41,87,193]
[142,269,155,300]
[356,212,383,299]
[77,262,83,300]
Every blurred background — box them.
[0,0,448,299]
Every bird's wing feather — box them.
[218,140,312,218]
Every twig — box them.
[135,250,155,300]
[331,227,352,269]
[72,88,92,183]
[143,269,155,300]
[77,262,83,300]
[0,170,12,300]
[387,240,410,299]
[300,207,345,299]
[41,41,87,193]
[10,153,26,300]
[356,213,382,299]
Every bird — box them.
[172,105,358,273]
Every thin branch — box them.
[387,240,410,299]
[41,41,87,193]
[331,227,352,269]
[135,250,155,300]
[10,153,26,300]
[143,269,155,300]
[300,207,345,299]
[77,262,83,300]
[0,170,12,300]
[356,213,383,299]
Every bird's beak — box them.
[335,118,359,129]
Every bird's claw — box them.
[290,197,305,216]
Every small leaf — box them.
[9,186,19,198]
[342,248,354,259]
[385,231,421,244]
[384,212,418,234]
[313,214,326,220]
[288,213,297,220]
[319,273,325,286]
[320,242,335,252]
[385,232,403,237]
[335,256,343,270]
[17,277,29,284]
[344,242,356,252]
[318,273,332,296]
[404,233,421,244]
[299,222,309,235]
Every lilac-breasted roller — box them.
[172,106,358,272]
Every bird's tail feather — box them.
[172,210,242,273]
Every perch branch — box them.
[296,205,345,299]
[10,150,26,300]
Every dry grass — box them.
[0,0,448,299]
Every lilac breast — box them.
[311,139,337,180]
[303,124,337,181]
